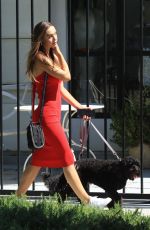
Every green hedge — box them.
[0,196,149,230]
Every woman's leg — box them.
[63,164,111,206]
[16,164,41,196]
[63,164,90,204]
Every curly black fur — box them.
[42,156,140,208]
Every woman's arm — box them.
[54,45,70,74]
[60,82,86,109]
[60,82,92,120]
[34,45,71,82]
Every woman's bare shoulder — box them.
[35,51,46,62]
[33,52,45,76]
[35,51,53,66]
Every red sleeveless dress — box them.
[31,73,74,168]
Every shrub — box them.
[110,88,150,148]
[0,195,150,230]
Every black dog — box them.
[43,156,140,208]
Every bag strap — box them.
[31,73,48,124]
[31,82,36,119]
[39,73,48,124]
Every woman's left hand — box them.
[78,107,93,121]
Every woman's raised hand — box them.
[53,44,61,55]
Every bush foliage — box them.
[110,89,150,148]
[0,195,149,230]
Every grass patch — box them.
[0,195,149,230]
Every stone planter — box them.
[129,144,150,169]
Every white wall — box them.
[1,0,68,151]
[51,0,68,59]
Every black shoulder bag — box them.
[27,74,48,150]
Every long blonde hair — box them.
[26,21,54,81]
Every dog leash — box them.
[90,121,121,161]
[78,109,121,161]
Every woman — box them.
[16,21,111,207]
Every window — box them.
[69,0,150,115]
